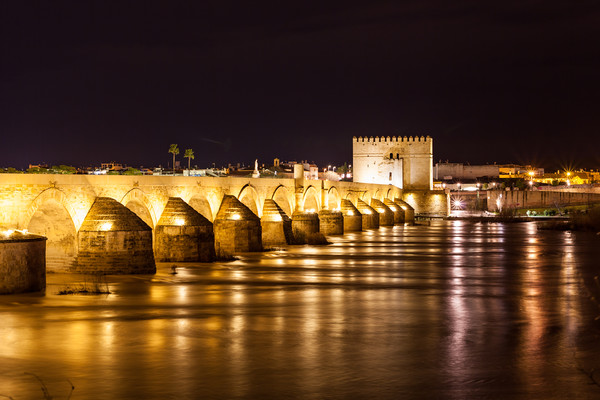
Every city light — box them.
[451,198,464,210]
[231,213,241,220]
[174,218,185,226]
[100,222,113,231]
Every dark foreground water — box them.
[1,221,600,399]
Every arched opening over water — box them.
[120,189,156,229]
[26,197,77,272]
[125,199,154,229]
[327,187,341,210]
[188,196,214,222]
[271,185,292,216]
[303,186,320,212]
[361,190,372,204]
[238,184,260,217]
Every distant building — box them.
[434,162,499,181]
[101,162,123,171]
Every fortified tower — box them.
[352,136,433,190]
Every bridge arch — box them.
[188,194,215,222]
[360,190,373,203]
[302,185,321,212]
[372,189,384,201]
[25,188,78,272]
[326,186,341,210]
[344,191,359,205]
[385,188,394,200]
[120,188,157,229]
[270,184,293,216]
[238,184,261,217]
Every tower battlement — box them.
[353,135,431,143]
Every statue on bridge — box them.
[252,159,260,178]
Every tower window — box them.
[390,153,393,159]
[389,172,392,181]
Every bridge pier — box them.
[340,199,362,231]
[356,199,379,229]
[318,210,344,235]
[261,199,293,247]
[291,212,319,244]
[154,197,215,262]
[0,233,46,294]
[370,199,394,226]
[76,197,156,274]
[394,198,415,224]
[384,198,405,224]
[213,195,262,257]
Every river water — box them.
[1,221,600,399]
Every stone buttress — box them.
[76,197,156,274]
[213,195,262,256]
[340,199,362,231]
[261,199,293,247]
[356,199,379,229]
[370,199,394,226]
[155,197,216,262]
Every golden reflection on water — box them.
[1,222,600,399]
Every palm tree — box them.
[184,148,194,170]
[168,144,179,173]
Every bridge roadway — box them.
[0,173,448,272]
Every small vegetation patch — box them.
[56,274,110,295]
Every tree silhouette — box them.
[184,148,194,170]
[168,144,179,173]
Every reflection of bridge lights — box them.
[100,222,113,231]
[231,213,241,220]
[174,218,185,226]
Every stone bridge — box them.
[0,173,448,273]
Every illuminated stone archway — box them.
[188,195,214,222]
[25,189,78,272]
[361,190,373,204]
[120,189,156,229]
[238,184,261,217]
[302,185,320,212]
[326,187,341,210]
[271,185,293,217]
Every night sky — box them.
[1,1,599,170]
